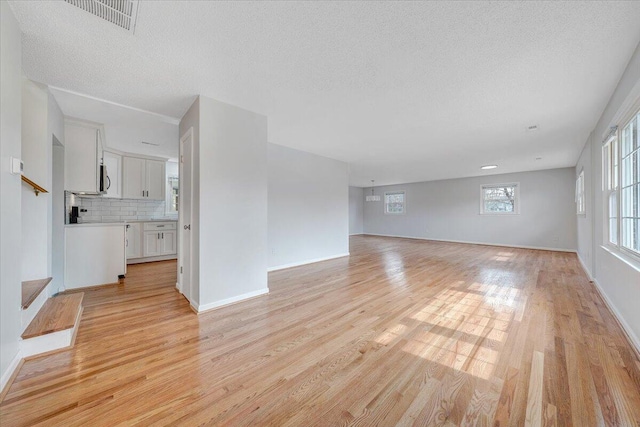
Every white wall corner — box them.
[197,288,269,314]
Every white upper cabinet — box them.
[103,151,122,198]
[122,157,165,200]
[122,157,145,199]
[64,122,101,193]
[146,160,165,200]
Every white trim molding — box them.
[590,279,640,355]
[362,233,576,253]
[268,253,350,272]
[1,350,22,395]
[196,288,269,314]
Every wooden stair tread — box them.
[22,293,84,339]
[22,277,52,309]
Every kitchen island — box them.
[64,223,126,289]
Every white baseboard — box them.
[575,260,640,355]
[349,232,364,236]
[196,288,269,314]
[1,350,22,395]
[268,253,350,272]
[362,233,576,253]
[576,253,594,281]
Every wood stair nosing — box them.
[21,293,84,340]
[21,277,53,309]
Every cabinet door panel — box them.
[160,230,177,255]
[64,124,98,193]
[126,223,142,259]
[123,157,146,199]
[146,160,165,200]
[143,231,161,257]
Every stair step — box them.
[22,277,52,309]
[21,293,84,340]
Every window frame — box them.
[602,106,640,262]
[479,182,520,215]
[603,136,619,247]
[384,191,406,215]
[576,169,586,216]
[165,174,179,215]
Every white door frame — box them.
[178,127,194,305]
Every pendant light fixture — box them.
[366,180,380,202]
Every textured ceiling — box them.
[9,1,640,186]
[50,87,179,160]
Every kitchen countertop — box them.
[66,219,178,227]
[65,222,127,228]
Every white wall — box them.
[268,144,349,270]
[1,0,23,390]
[183,96,269,311]
[48,92,65,293]
[576,41,640,349]
[21,79,50,281]
[364,168,577,251]
[349,186,364,235]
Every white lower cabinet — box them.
[143,231,162,257]
[160,230,177,255]
[127,221,177,261]
[126,222,142,259]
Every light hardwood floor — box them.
[1,235,639,426]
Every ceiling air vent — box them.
[64,0,140,33]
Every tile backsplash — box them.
[66,193,177,223]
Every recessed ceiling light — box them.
[481,165,498,170]
[527,125,539,132]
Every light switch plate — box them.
[10,157,23,175]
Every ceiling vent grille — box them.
[64,0,139,33]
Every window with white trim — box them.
[603,108,639,257]
[384,191,405,214]
[480,183,519,214]
[576,170,585,215]
[620,110,639,255]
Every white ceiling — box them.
[9,1,640,186]
[50,87,179,160]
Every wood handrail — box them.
[21,175,48,196]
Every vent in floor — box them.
[64,0,139,33]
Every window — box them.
[480,183,519,214]
[603,108,639,257]
[384,191,405,214]
[576,170,585,215]
[166,175,179,214]
[620,111,639,255]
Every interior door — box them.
[179,128,194,305]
